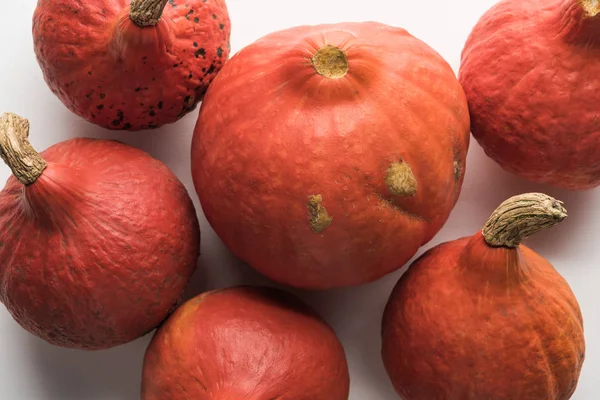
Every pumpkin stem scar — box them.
[385,161,417,196]
[129,0,170,27]
[312,46,349,79]
[307,194,333,233]
[580,0,600,17]
[0,112,47,186]
[482,193,567,248]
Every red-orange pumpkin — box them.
[459,0,600,189]
[191,22,470,290]
[33,0,231,131]
[382,193,585,399]
[141,286,350,399]
[0,113,200,350]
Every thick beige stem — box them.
[312,45,349,79]
[0,113,46,186]
[580,0,600,17]
[129,0,169,27]
[482,193,567,248]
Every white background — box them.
[0,0,598,399]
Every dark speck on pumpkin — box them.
[184,96,191,103]
[100,93,106,99]
[194,48,206,58]
[217,47,223,57]
[168,0,175,6]
[206,64,216,74]
[212,14,217,19]
[149,110,156,117]
[88,71,92,76]
[194,17,199,23]
[158,101,163,109]
[135,87,142,92]
[188,73,193,79]
[219,23,224,30]
[122,123,132,130]
[173,64,179,68]
[193,42,198,47]
[97,104,104,110]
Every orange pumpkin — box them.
[382,193,585,399]
[141,286,350,399]
[33,0,231,131]
[191,22,470,290]
[459,0,600,189]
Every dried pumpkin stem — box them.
[312,46,349,79]
[482,193,567,248]
[580,0,600,17]
[129,0,170,27]
[0,113,47,186]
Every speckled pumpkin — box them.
[33,0,231,131]
[459,0,600,189]
[191,22,470,290]
[382,193,585,400]
[0,113,200,350]
[141,286,350,400]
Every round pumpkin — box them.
[191,22,470,290]
[141,286,350,399]
[33,0,231,131]
[459,0,600,189]
[382,193,585,399]
[0,112,200,350]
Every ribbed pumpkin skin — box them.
[382,233,585,400]
[141,286,350,400]
[191,22,470,290]
[0,138,200,350]
[459,0,600,189]
[33,0,231,131]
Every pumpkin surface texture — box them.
[33,0,231,131]
[381,193,585,400]
[459,0,600,189]
[141,286,350,400]
[191,22,471,290]
[0,113,200,350]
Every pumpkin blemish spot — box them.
[453,160,462,181]
[385,161,417,196]
[307,194,333,233]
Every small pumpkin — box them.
[191,22,470,290]
[459,0,600,189]
[33,0,231,131]
[0,113,200,350]
[141,286,350,400]
[382,193,585,399]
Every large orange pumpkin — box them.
[459,0,600,189]
[191,22,470,290]
[382,193,585,399]
[33,0,231,131]
[141,286,350,399]
[0,113,200,350]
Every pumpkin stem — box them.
[580,0,600,17]
[312,46,349,79]
[129,0,170,27]
[558,0,600,43]
[482,193,567,248]
[0,113,47,186]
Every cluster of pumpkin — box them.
[0,0,594,398]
